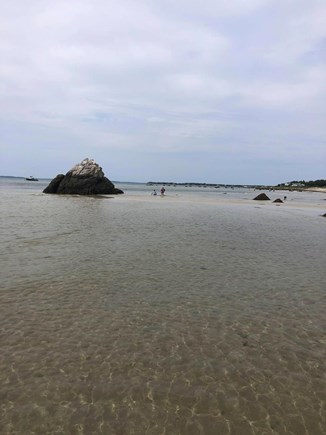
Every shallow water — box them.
[0,178,325,434]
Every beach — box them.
[305,187,326,193]
[0,179,325,434]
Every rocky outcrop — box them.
[273,198,283,203]
[43,174,65,193]
[43,158,124,195]
[253,193,270,200]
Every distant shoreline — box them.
[271,187,326,193]
[1,176,325,192]
[147,181,326,193]
[304,187,326,193]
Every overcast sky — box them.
[1,0,325,184]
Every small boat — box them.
[25,176,39,181]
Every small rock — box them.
[253,193,270,200]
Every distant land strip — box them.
[147,179,326,191]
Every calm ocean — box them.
[0,176,325,434]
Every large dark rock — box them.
[273,198,283,203]
[253,193,270,201]
[43,158,124,195]
[43,174,65,193]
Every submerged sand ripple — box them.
[0,192,325,434]
[1,280,325,434]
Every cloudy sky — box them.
[1,0,325,184]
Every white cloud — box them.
[263,2,326,65]
[0,0,325,182]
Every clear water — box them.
[0,177,325,434]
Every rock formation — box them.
[43,158,124,195]
[273,198,283,203]
[253,193,270,200]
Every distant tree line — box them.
[278,179,326,187]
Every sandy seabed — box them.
[0,188,325,434]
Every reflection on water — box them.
[0,183,325,434]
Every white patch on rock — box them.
[67,158,104,178]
